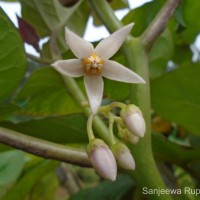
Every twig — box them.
[26,53,53,65]
[0,127,90,167]
[141,0,181,50]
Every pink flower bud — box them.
[112,143,135,170]
[120,105,146,137]
[87,139,117,181]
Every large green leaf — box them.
[0,150,25,187]
[0,8,27,102]
[151,63,200,135]
[1,114,88,144]
[14,67,82,116]
[69,174,134,200]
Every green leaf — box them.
[2,159,58,200]
[104,79,129,101]
[149,58,168,79]
[41,0,89,57]
[14,67,82,117]
[149,29,173,62]
[0,104,20,121]
[0,150,26,186]
[65,0,89,36]
[152,134,200,165]
[149,28,174,79]
[172,44,192,66]
[28,172,58,200]
[0,8,27,102]
[110,0,129,10]
[1,114,88,144]
[174,0,200,44]
[21,0,87,53]
[69,174,134,200]
[122,0,165,37]
[151,63,200,135]
[152,133,200,182]
[21,0,80,37]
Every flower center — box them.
[83,53,104,75]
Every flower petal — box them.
[102,60,145,83]
[52,59,83,77]
[65,27,94,59]
[84,75,103,114]
[95,23,134,59]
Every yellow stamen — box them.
[83,53,104,75]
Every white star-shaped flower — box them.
[52,23,145,114]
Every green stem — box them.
[0,127,90,167]
[26,53,53,65]
[88,0,122,32]
[109,102,126,109]
[108,114,116,145]
[88,0,175,199]
[126,38,170,199]
[141,0,181,51]
[87,114,95,140]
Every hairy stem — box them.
[0,127,90,167]
[141,0,181,50]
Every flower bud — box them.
[120,105,146,137]
[127,133,139,144]
[111,143,135,170]
[87,139,117,181]
[123,129,140,144]
[119,128,140,144]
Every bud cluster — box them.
[86,103,146,181]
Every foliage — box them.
[0,0,200,199]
